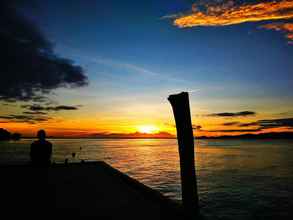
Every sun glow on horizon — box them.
[137,125,159,134]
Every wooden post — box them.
[168,92,199,217]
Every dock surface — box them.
[0,161,184,219]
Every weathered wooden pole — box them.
[168,92,199,218]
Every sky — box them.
[0,0,293,137]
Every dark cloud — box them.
[238,122,259,127]
[1,103,16,106]
[23,111,47,115]
[30,105,44,111]
[0,114,50,124]
[0,2,88,102]
[222,118,293,129]
[259,118,293,129]
[208,128,262,133]
[48,105,79,111]
[22,104,79,112]
[208,111,256,117]
[222,121,240,126]
[222,121,259,127]
[192,125,202,130]
[215,118,293,133]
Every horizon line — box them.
[18,131,293,140]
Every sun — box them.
[137,125,159,134]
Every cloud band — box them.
[174,0,293,27]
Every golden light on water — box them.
[137,125,159,134]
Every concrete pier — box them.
[0,161,184,219]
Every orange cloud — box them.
[173,0,293,27]
[261,22,293,43]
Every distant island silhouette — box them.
[19,131,293,139]
[0,128,21,141]
[2,127,293,140]
[65,131,293,139]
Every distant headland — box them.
[88,131,293,139]
[28,131,293,139]
[0,128,21,141]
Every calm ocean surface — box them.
[1,138,293,219]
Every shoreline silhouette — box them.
[11,131,293,140]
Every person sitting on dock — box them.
[30,130,52,166]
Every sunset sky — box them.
[1,0,293,137]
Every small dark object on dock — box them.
[72,152,76,158]
[65,158,68,165]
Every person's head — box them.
[37,129,46,141]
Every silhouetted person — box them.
[30,130,52,167]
